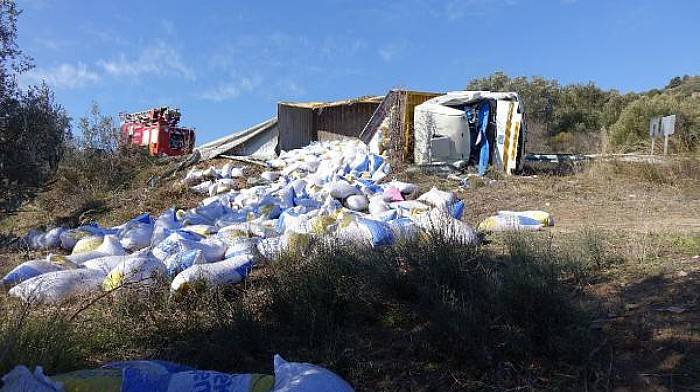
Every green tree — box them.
[467,72,560,129]
[553,82,608,133]
[0,1,71,211]
[0,0,32,97]
[78,102,120,152]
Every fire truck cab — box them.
[119,107,195,156]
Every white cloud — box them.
[21,62,100,89]
[378,42,407,62]
[321,36,367,58]
[442,0,505,20]
[93,29,129,46]
[199,74,263,102]
[33,37,71,51]
[276,79,305,97]
[98,40,195,81]
[378,47,396,62]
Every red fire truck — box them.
[119,107,195,156]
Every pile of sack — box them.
[5,140,477,304]
[1,355,353,392]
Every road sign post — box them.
[649,117,661,155]
[661,115,676,156]
[649,115,675,155]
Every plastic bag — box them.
[152,208,182,246]
[267,159,287,169]
[103,253,165,291]
[387,218,422,242]
[496,210,554,226]
[386,181,417,195]
[9,268,106,304]
[171,254,255,293]
[327,181,360,200]
[152,232,226,263]
[449,200,465,219]
[24,227,65,250]
[1,259,66,289]
[165,371,253,392]
[72,235,104,254]
[417,186,456,211]
[345,194,368,211]
[181,201,229,226]
[337,218,394,248]
[382,187,404,202]
[261,171,281,182]
[0,366,61,392]
[163,249,206,277]
[183,168,204,185]
[119,221,154,251]
[478,214,543,232]
[82,255,131,274]
[415,208,479,245]
[224,237,260,259]
[371,161,390,182]
[368,196,390,216]
[219,162,234,178]
[230,167,245,178]
[63,235,128,265]
[203,167,218,179]
[191,180,213,194]
[257,237,283,259]
[52,368,122,391]
[273,355,354,392]
[180,224,218,237]
[276,207,312,234]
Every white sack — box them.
[9,269,106,304]
[171,254,255,292]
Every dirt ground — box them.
[402,159,700,390]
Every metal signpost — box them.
[649,115,675,155]
[661,114,676,155]
[649,117,661,154]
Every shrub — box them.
[0,85,71,212]
[35,103,154,223]
[609,94,700,152]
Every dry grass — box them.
[0,233,602,390]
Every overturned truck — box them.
[197,89,527,175]
[360,90,527,175]
[413,91,527,175]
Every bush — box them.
[35,103,154,223]
[0,85,70,211]
[609,94,700,152]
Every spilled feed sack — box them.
[11,139,476,303]
[1,356,354,392]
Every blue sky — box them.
[17,0,700,144]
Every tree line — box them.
[467,72,699,153]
